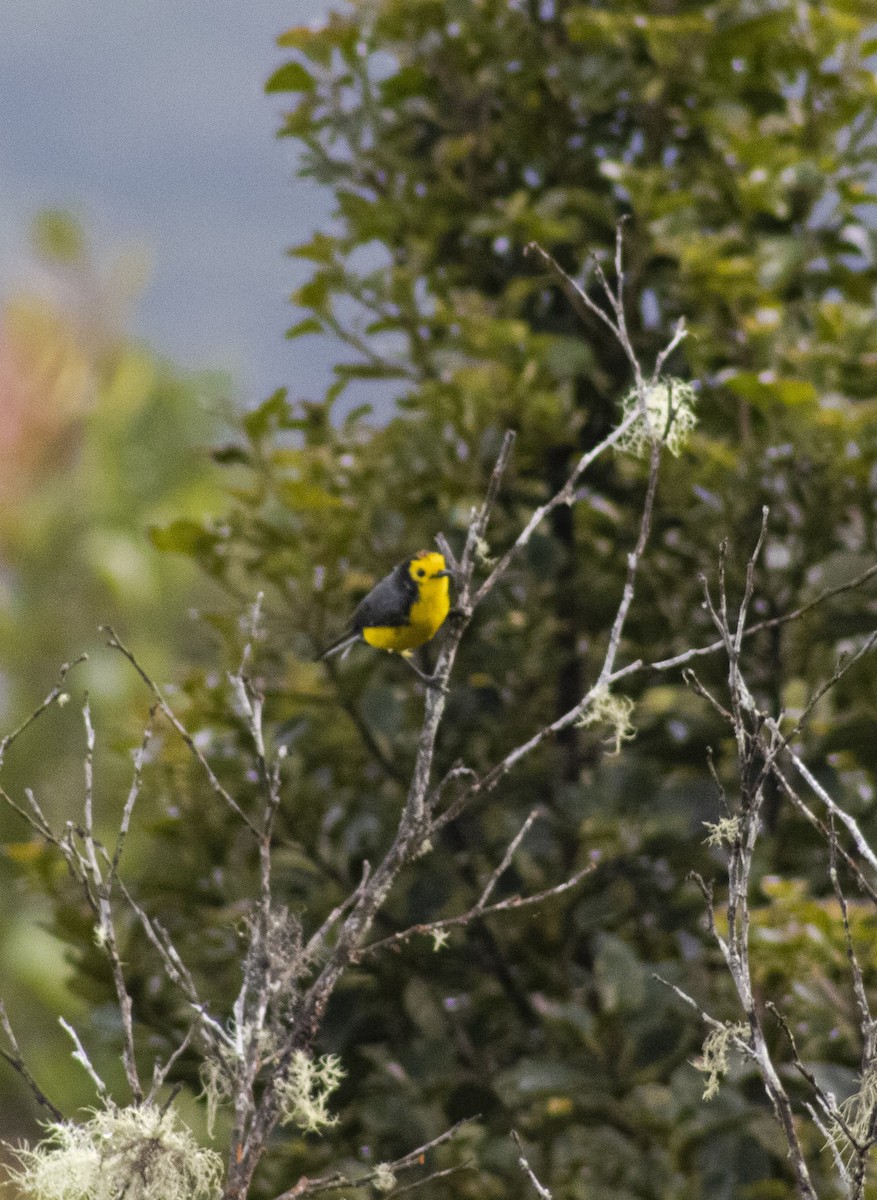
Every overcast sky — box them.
[0,0,337,405]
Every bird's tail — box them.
[317,633,359,661]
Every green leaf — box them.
[277,480,343,510]
[286,317,324,339]
[290,232,339,264]
[276,25,333,65]
[292,273,331,312]
[380,65,428,105]
[724,373,817,411]
[211,444,250,465]
[243,388,291,441]
[334,362,410,380]
[31,210,86,264]
[266,61,317,94]
[149,518,215,557]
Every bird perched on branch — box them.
[318,550,452,663]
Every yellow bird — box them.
[319,550,451,661]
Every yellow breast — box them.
[362,574,450,653]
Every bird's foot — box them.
[399,655,449,693]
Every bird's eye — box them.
[416,568,426,578]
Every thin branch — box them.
[305,860,371,961]
[114,876,229,1049]
[385,1161,475,1198]
[653,975,746,1045]
[109,709,156,886]
[607,555,877,688]
[511,1131,553,1200]
[268,1118,476,1200]
[766,1001,859,1151]
[767,766,877,904]
[472,409,639,608]
[0,1001,64,1121]
[477,808,544,909]
[0,654,87,768]
[781,736,877,877]
[102,626,259,835]
[147,1020,200,1104]
[80,699,142,1103]
[59,1017,107,1097]
[596,440,661,687]
[434,439,663,830]
[829,826,876,1060]
[363,862,596,957]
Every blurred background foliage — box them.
[3,0,877,1198]
[0,210,229,1147]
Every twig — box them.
[269,1118,476,1200]
[471,410,639,608]
[829,826,877,1060]
[385,1161,475,1197]
[477,808,544,909]
[305,860,371,961]
[0,654,87,768]
[782,740,877,877]
[653,975,745,1046]
[109,709,156,886]
[364,862,595,956]
[102,626,259,835]
[766,1001,858,1149]
[59,1017,107,1097]
[147,1021,200,1104]
[607,556,877,688]
[767,766,877,904]
[80,699,142,1102]
[0,1001,64,1121]
[511,1131,553,1200]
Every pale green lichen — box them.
[618,377,697,458]
[830,1063,877,1154]
[277,1051,345,1135]
[473,534,496,567]
[430,928,450,952]
[372,1163,397,1193]
[200,1056,230,1142]
[7,1103,223,1200]
[703,816,742,847]
[695,1023,749,1101]
[576,688,636,755]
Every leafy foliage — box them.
[6,3,877,1199]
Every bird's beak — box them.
[434,569,451,578]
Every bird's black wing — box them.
[351,562,417,631]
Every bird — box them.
[318,550,452,668]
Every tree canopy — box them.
[4,3,877,1199]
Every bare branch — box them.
[269,1118,476,1200]
[102,626,259,835]
[79,699,142,1102]
[305,860,371,961]
[478,808,544,908]
[147,1021,200,1104]
[109,709,156,886]
[607,547,877,690]
[829,826,877,1059]
[364,861,596,957]
[59,1017,108,1097]
[472,409,639,608]
[511,1131,553,1200]
[780,734,877,877]
[0,1001,64,1121]
[0,654,87,769]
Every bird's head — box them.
[408,550,450,584]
